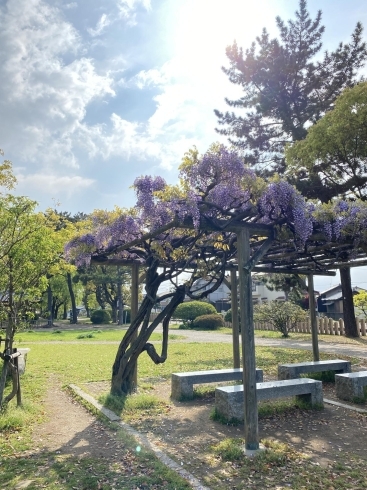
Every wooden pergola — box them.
[92,216,367,451]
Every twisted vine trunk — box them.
[110,259,185,396]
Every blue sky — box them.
[1,0,367,292]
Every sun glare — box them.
[173,0,277,73]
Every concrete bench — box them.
[215,378,323,422]
[278,360,351,380]
[335,371,367,402]
[171,368,263,400]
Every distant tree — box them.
[286,82,367,201]
[254,300,308,337]
[354,290,367,317]
[48,275,70,319]
[75,265,132,323]
[258,274,307,301]
[215,0,367,174]
[47,209,90,324]
[0,149,16,190]
[0,196,62,406]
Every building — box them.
[191,275,288,313]
[317,284,366,320]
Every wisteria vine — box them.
[65,145,367,269]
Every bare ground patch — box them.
[81,375,367,488]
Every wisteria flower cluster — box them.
[258,181,314,245]
[316,200,367,245]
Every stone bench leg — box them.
[278,366,298,380]
[296,384,323,408]
[171,376,193,400]
[336,377,365,402]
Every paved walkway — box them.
[157,327,367,361]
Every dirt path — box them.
[31,378,120,459]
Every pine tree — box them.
[215,0,367,174]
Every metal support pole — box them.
[237,228,259,450]
[131,264,139,389]
[308,274,320,361]
[230,268,240,369]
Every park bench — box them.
[335,371,367,402]
[278,360,351,380]
[215,378,323,422]
[171,367,264,400]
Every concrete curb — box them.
[69,384,211,490]
[324,397,367,413]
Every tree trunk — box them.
[95,285,105,309]
[63,303,67,320]
[0,261,15,406]
[67,272,78,324]
[111,305,117,323]
[110,259,184,396]
[111,289,185,395]
[47,283,53,327]
[54,301,63,320]
[0,360,9,406]
[340,267,359,337]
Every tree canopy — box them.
[0,196,65,405]
[286,82,367,202]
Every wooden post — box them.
[361,318,366,336]
[14,350,21,406]
[237,228,259,451]
[131,264,139,389]
[230,268,241,369]
[117,266,123,325]
[308,274,319,361]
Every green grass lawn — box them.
[15,328,184,343]
[1,330,365,490]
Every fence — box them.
[152,313,367,336]
[252,316,367,336]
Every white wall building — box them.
[191,275,287,311]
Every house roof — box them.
[320,285,366,303]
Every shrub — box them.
[224,308,241,323]
[253,300,307,337]
[90,309,111,325]
[192,313,224,330]
[172,301,217,327]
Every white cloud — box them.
[63,2,77,10]
[16,172,95,198]
[0,0,116,170]
[117,0,151,25]
[88,13,111,37]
